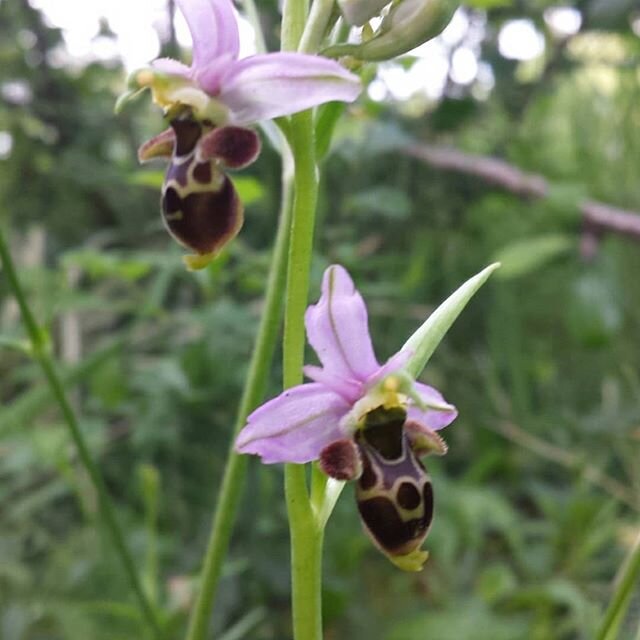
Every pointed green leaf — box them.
[402,263,500,378]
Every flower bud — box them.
[326,0,459,62]
[337,0,390,26]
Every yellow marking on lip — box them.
[388,549,429,572]
[183,252,216,271]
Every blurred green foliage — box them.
[1,0,640,639]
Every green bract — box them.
[337,0,390,26]
[325,0,459,62]
[402,263,501,379]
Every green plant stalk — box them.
[299,0,336,53]
[240,0,267,54]
[0,228,162,639]
[596,527,640,640]
[1,337,124,435]
[281,0,309,51]
[184,147,295,640]
[283,108,323,640]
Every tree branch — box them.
[403,143,640,249]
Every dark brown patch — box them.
[199,125,261,169]
[163,175,242,254]
[162,187,181,214]
[362,421,403,460]
[396,481,421,510]
[192,162,212,185]
[361,406,406,460]
[358,496,431,554]
[171,118,202,156]
[358,449,378,490]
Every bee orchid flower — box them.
[122,0,361,126]
[236,265,458,571]
[120,0,361,269]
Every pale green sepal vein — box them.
[402,262,501,379]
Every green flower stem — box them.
[596,527,640,640]
[281,0,309,51]
[299,0,336,53]
[0,228,162,639]
[184,145,295,640]
[285,485,324,637]
[283,107,323,640]
[240,0,266,54]
[282,111,317,389]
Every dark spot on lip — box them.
[358,495,431,554]
[362,419,404,460]
[193,162,212,185]
[162,187,181,214]
[171,118,202,156]
[163,174,242,255]
[396,481,421,510]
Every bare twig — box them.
[403,144,640,247]
[405,144,548,198]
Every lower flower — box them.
[236,265,457,570]
[325,398,448,571]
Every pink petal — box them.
[305,265,380,384]
[407,382,458,431]
[217,53,361,125]
[151,57,191,77]
[365,349,412,387]
[303,365,363,405]
[235,383,350,464]
[176,0,239,69]
[192,53,236,95]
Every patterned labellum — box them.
[161,118,243,269]
[355,406,434,569]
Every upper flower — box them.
[122,0,361,126]
[236,264,457,465]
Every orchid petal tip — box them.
[389,549,430,572]
[183,252,217,271]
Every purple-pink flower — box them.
[130,0,361,126]
[123,0,362,270]
[236,265,457,570]
[236,265,456,463]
